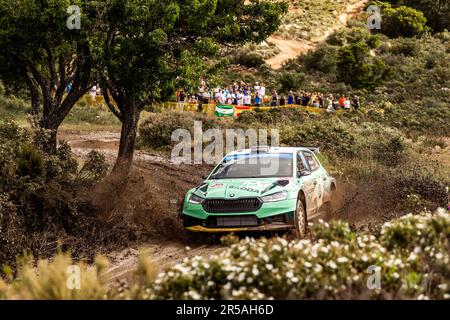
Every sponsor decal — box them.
[210,183,224,188]
[229,185,260,194]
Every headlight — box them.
[261,191,288,203]
[189,194,205,204]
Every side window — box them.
[297,152,307,172]
[302,151,320,171]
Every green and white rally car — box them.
[181,146,336,237]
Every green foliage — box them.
[1,213,448,300]
[138,112,222,150]
[16,145,44,179]
[383,0,450,32]
[337,42,391,89]
[0,119,110,266]
[374,135,407,166]
[281,119,360,157]
[381,5,429,38]
[277,71,305,93]
[76,150,109,186]
[235,51,265,69]
[100,0,287,108]
[303,45,339,74]
[148,212,449,299]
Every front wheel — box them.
[293,198,307,238]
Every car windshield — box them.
[209,153,293,179]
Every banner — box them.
[215,104,234,117]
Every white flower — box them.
[408,253,417,261]
[337,257,349,263]
[265,263,273,270]
[272,244,282,252]
[361,255,369,262]
[238,272,246,282]
[438,283,448,291]
[435,253,443,260]
[286,271,294,279]
[327,261,337,269]
[314,264,323,273]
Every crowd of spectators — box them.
[176,80,360,112]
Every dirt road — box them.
[59,128,403,283]
[60,130,221,283]
[266,0,368,69]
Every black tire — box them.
[293,198,307,238]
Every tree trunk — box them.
[113,107,140,175]
[40,122,58,154]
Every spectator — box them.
[326,94,335,113]
[203,90,210,104]
[231,90,237,105]
[338,95,346,109]
[254,82,261,96]
[344,96,351,110]
[318,93,324,108]
[270,91,278,107]
[178,90,186,111]
[288,91,294,105]
[215,89,222,103]
[332,96,340,110]
[244,92,252,106]
[301,92,310,106]
[260,82,266,100]
[352,96,360,110]
[254,92,262,107]
[295,94,301,105]
[280,96,286,106]
[237,90,244,106]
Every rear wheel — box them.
[293,198,307,238]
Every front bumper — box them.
[182,198,296,233]
[185,223,293,233]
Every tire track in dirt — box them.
[59,130,223,283]
[266,0,368,69]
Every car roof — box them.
[226,146,319,157]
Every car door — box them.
[296,151,318,214]
[301,151,324,214]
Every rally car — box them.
[181,146,336,237]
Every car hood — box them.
[193,178,295,199]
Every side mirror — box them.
[298,169,311,177]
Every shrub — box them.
[235,51,265,69]
[1,213,448,300]
[149,212,449,299]
[0,253,110,299]
[76,150,108,186]
[138,113,222,149]
[16,144,44,179]
[280,119,360,157]
[374,135,407,166]
[381,6,429,38]
[337,42,391,89]
[277,72,305,93]
[303,45,338,74]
